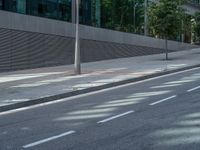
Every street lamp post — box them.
[144,0,148,36]
[74,0,81,75]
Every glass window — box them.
[100,0,145,34]
[45,0,58,19]
[79,0,146,34]
[0,0,3,9]
[80,0,92,25]
[3,0,16,12]
[1,0,26,14]
[80,0,101,27]
[16,0,26,13]
[26,0,71,21]
[58,0,72,21]
[0,0,71,21]
[27,0,47,17]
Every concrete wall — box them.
[0,10,198,51]
[0,10,198,72]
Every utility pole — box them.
[74,0,81,75]
[144,0,148,36]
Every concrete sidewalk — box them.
[0,48,200,111]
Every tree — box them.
[148,0,186,60]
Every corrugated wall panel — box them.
[0,27,167,72]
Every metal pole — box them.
[134,4,136,32]
[144,0,148,36]
[181,20,184,43]
[74,0,81,75]
[72,0,76,23]
[134,2,138,33]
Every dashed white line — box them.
[187,86,200,92]
[97,110,134,124]
[149,95,177,106]
[23,130,75,149]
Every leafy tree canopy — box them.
[148,0,186,40]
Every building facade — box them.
[0,0,148,34]
[0,0,199,72]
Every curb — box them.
[1,64,200,113]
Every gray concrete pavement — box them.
[0,48,200,111]
[0,66,200,150]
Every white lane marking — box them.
[97,110,134,124]
[1,67,200,116]
[149,95,177,106]
[187,86,200,92]
[23,130,75,149]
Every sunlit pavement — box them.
[0,63,200,149]
[0,48,200,109]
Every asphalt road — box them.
[0,67,200,150]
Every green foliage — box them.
[148,0,186,40]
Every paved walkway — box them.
[0,48,200,108]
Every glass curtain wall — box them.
[104,0,146,34]
[0,0,148,34]
[80,0,145,34]
[0,0,72,21]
